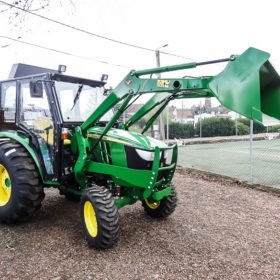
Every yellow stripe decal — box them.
[88,133,133,146]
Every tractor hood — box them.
[87,127,167,150]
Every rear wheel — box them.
[0,141,45,223]
[81,185,120,249]
[142,183,177,218]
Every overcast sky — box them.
[0,0,279,108]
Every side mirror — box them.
[30,80,43,98]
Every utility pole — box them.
[249,120,253,183]
[199,100,202,138]
[235,113,238,136]
[166,104,169,145]
[181,100,183,122]
[156,44,168,141]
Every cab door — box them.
[18,80,57,180]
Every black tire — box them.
[81,185,120,249]
[142,183,177,218]
[0,141,45,223]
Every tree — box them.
[1,1,48,33]
[0,0,74,37]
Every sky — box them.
[0,0,280,109]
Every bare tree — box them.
[0,0,75,46]
[1,1,50,31]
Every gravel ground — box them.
[1,170,280,280]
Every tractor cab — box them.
[0,64,108,183]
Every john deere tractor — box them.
[0,47,279,249]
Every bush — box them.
[166,122,195,139]
[237,118,266,134]
[270,124,280,132]
[236,122,250,135]
[195,118,235,137]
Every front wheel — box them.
[142,183,177,218]
[81,185,120,249]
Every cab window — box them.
[0,81,16,122]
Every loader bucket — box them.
[209,47,280,123]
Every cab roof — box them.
[1,63,105,88]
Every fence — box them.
[171,113,280,188]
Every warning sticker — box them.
[125,78,133,86]
[157,80,170,88]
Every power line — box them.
[0,35,132,69]
[0,0,199,62]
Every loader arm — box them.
[81,47,280,138]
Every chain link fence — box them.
[167,99,280,188]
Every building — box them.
[205,98,212,111]
[194,112,215,124]
[173,108,194,124]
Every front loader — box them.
[0,47,279,249]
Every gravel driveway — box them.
[1,170,280,280]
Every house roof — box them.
[176,109,193,119]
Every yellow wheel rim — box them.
[0,164,11,207]
[84,201,98,237]
[145,199,161,209]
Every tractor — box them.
[0,47,279,249]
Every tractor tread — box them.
[81,185,120,249]
[142,183,177,218]
[0,142,45,223]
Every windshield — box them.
[54,81,114,122]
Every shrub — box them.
[166,122,195,139]
[195,118,235,137]
[237,118,266,134]
[269,124,280,133]
[236,122,250,135]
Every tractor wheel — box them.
[0,141,45,223]
[142,183,177,218]
[81,185,120,249]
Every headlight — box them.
[135,149,168,161]
[135,149,154,161]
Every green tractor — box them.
[0,47,279,249]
